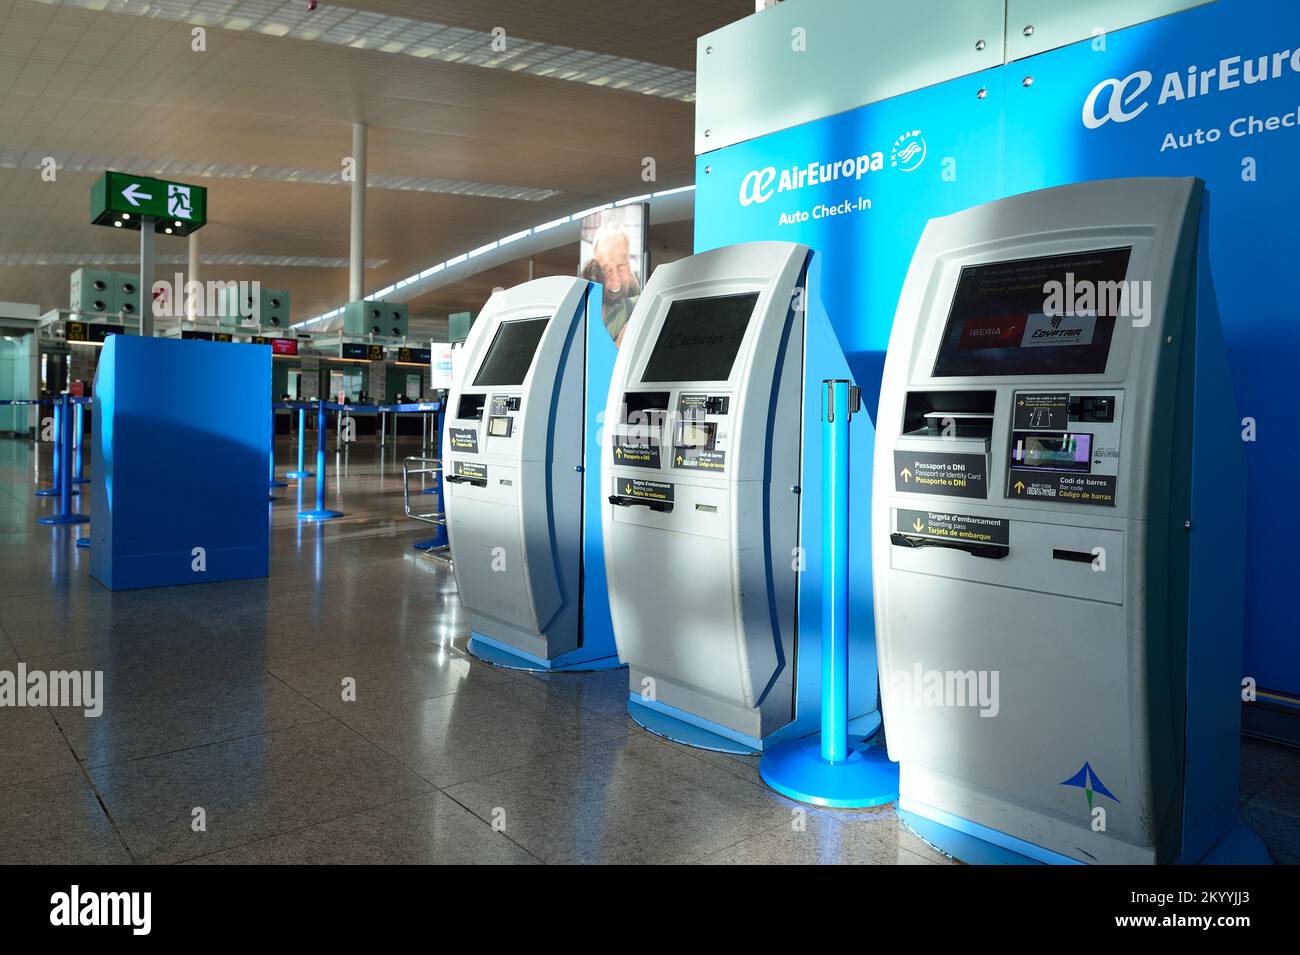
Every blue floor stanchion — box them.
[34,398,61,497]
[285,406,313,479]
[269,406,287,490]
[422,409,441,493]
[299,401,344,522]
[38,395,90,526]
[759,379,898,808]
[72,399,88,485]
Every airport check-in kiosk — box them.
[443,276,617,671]
[603,242,877,753]
[873,178,1261,864]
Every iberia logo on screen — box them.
[958,314,1027,348]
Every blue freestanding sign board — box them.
[90,336,271,590]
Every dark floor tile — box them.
[269,643,511,717]
[88,719,433,863]
[1239,801,1300,863]
[0,772,132,864]
[698,805,948,864]
[341,677,629,789]
[444,732,803,864]
[0,704,82,788]
[188,790,536,864]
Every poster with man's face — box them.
[579,204,647,347]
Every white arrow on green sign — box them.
[91,171,207,235]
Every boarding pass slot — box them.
[609,495,673,513]
[890,532,1007,560]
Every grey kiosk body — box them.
[444,276,615,670]
[873,178,1262,864]
[603,241,847,752]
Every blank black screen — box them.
[640,293,758,383]
[473,317,549,386]
[932,247,1131,378]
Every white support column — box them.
[139,217,156,338]
[349,122,367,302]
[186,230,201,322]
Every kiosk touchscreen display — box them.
[641,292,758,383]
[932,248,1131,377]
[473,317,549,386]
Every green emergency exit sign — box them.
[91,171,207,235]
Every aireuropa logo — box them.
[1083,47,1300,129]
[1082,71,1152,128]
[739,166,777,206]
[890,129,927,171]
[738,149,885,206]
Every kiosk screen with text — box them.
[641,292,758,383]
[932,248,1131,377]
[473,317,549,386]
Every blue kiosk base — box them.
[629,696,885,758]
[467,633,623,673]
[896,804,1273,865]
[298,509,344,521]
[37,513,90,526]
[627,697,761,755]
[760,736,899,809]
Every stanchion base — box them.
[34,488,59,497]
[76,536,91,549]
[412,536,447,551]
[468,634,623,673]
[759,736,899,809]
[421,487,439,495]
[284,471,313,479]
[37,513,90,526]
[298,509,344,521]
[73,478,89,485]
[269,480,288,488]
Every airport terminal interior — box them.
[1,0,1298,874]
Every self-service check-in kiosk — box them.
[443,276,618,671]
[874,178,1265,864]
[603,242,880,753]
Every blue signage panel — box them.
[695,65,1007,410]
[1000,0,1298,693]
[694,0,1297,692]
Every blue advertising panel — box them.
[999,0,1298,693]
[695,65,1008,403]
[695,0,1297,697]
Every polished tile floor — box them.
[1,433,1297,865]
